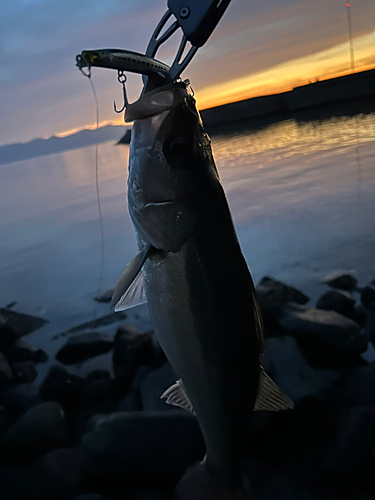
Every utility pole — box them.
[346,3,355,72]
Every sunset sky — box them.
[0,0,374,146]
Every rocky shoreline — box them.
[0,271,375,500]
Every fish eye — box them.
[164,137,189,162]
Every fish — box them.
[112,80,294,499]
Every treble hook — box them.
[114,71,129,113]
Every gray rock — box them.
[40,365,86,411]
[82,411,204,481]
[0,382,40,414]
[262,336,340,403]
[316,289,355,317]
[11,360,37,383]
[56,332,113,365]
[361,284,375,308]
[323,406,375,474]
[94,288,115,303]
[0,308,49,337]
[83,370,113,404]
[6,338,35,363]
[345,365,375,407]
[0,352,13,391]
[0,402,66,462]
[113,325,153,385]
[116,390,142,412]
[256,276,309,323]
[140,363,179,411]
[324,270,358,291]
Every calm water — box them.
[0,113,375,360]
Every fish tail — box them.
[174,463,253,500]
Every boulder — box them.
[33,348,48,363]
[94,288,115,303]
[323,406,375,474]
[112,325,154,392]
[350,305,368,328]
[140,363,179,411]
[56,332,113,365]
[262,336,340,403]
[345,365,375,407]
[0,352,13,392]
[0,308,48,337]
[40,365,86,408]
[324,270,358,291]
[116,390,143,412]
[83,370,114,404]
[82,411,204,483]
[0,318,19,352]
[6,339,35,363]
[0,402,66,462]
[316,289,355,317]
[11,360,37,383]
[0,382,40,415]
[365,305,375,343]
[279,307,366,364]
[361,284,375,308]
[256,277,309,324]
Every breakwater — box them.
[201,68,375,129]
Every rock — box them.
[0,353,13,391]
[323,406,375,474]
[40,365,86,408]
[6,339,35,363]
[365,305,375,343]
[82,411,204,482]
[350,305,368,328]
[11,360,37,383]
[0,383,40,415]
[94,288,115,303]
[0,402,66,462]
[83,370,114,404]
[279,307,366,364]
[361,284,375,308]
[256,277,309,324]
[262,336,340,403]
[324,270,358,291]
[64,312,127,334]
[256,472,318,500]
[112,325,154,390]
[0,308,49,337]
[116,390,143,411]
[72,495,108,500]
[33,348,48,363]
[316,289,355,317]
[140,363,179,411]
[0,318,19,352]
[55,332,113,365]
[345,365,375,407]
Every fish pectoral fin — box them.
[254,366,294,412]
[160,379,195,415]
[111,246,151,311]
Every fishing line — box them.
[84,73,105,322]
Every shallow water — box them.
[0,113,374,358]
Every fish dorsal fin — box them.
[254,366,294,411]
[161,367,294,415]
[160,379,195,414]
[111,246,151,311]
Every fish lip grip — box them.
[76,0,232,82]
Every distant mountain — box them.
[0,125,130,166]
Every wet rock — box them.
[0,383,40,415]
[94,288,115,303]
[0,402,66,462]
[6,339,36,363]
[116,390,143,411]
[11,360,37,383]
[323,406,375,474]
[0,353,13,391]
[365,305,375,343]
[112,325,154,392]
[40,365,86,408]
[256,277,309,324]
[279,307,366,364]
[324,270,358,291]
[345,365,375,407]
[0,318,19,352]
[65,312,127,334]
[361,284,375,308]
[351,305,368,328]
[82,411,204,483]
[316,289,355,317]
[84,370,113,404]
[140,363,179,411]
[33,348,48,363]
[56,332,113,365]
[0,308,49,337]
[263,336,340,403]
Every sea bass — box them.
[112,81,293,499]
